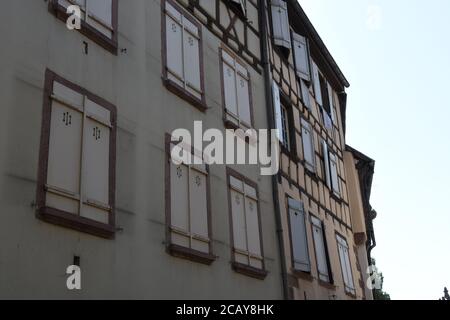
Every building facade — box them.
[0,0,377,300]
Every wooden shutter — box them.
[343,245,355,292]
[311,217,329,282]
[222,52,238,117]
[165,3,184,87]
[189,166,209,253]
[288,198,310,272]
[230,0,246,15]
[337,236,355,293]
[46,82,84,215]
[81,99,111,224]
[292,32,310,81]
[329,152,340,195]
[301,119,315,171]
[87,0,113,38]
[183,19,202,100]
[272,82,283,144]
[312,62,323,106]
[244,184,261,269]
[322,140,331,188]
[231,187,247,265]
[271,0,291,49]
[170,161,190,248]
[300,80,311,110]
[327,82,336,123]
[236,63,251,126]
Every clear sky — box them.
[298,0,450,300]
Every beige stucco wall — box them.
[0,0,283,299]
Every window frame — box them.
[164,133,215,265]
[220,45,255,130]
[226,167,267,280]
[36,69,117,239]
[48,0,119,55]
[161,0,207,111]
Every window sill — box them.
[37,206,115,239]
[168,244,216,266]
[232,262,268,280]
[293,270,314,282]
[318,279,336,290]
[163,78,207,112]
[49,2,118,55]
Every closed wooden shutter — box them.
[236,64,251,126]
[337,236,355,293]
[166,3,184,87]
[288,198,310,272]
[46,85,83,215]
[300,80,311,110]
[222,53,238,117]
[271,0,291,49]
[183,19,202,100]
[322,140,331,188]
[312,61,323,106]
[329,152,340,195]
[292,32,310,81]
[170,161,190,248]
[272,82,283,144]
[301,119,315,171]
[231,188,247,264]
[311,216,329,282]
[189,166,209,253]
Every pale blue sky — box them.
[298,0,450,300]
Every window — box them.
[312,61,335,129]
[162,0,205,110]
[221,47,253,129]
[311,215,332,283]
[165,136,214,265]
[292,32,311,82]
[336,234,355,295]
[49,0,118,54]
[280,104,290,150]
[271,0,291,50]
[288,198,311,273]
[322,140,331,189]
[227,168,266,279]
[36,69,116,238]
[301,119,315,172]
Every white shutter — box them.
[337,241,350,288]
[327,82,336,123]
[300,80,311,110]
[46,99,83,215]
[271,0,291,49]
[322,140,331,188]
[301,119,315,171]
[288,198,310,272]
[292,32,310,81]
[189,167,209,253]
[329,153,340,195]
[312,62,323,106]
[245,187,262,269]
[231,189,247,253]
[323,108,333,129]
[311,218,329,282]
[343,246,355,292]
[183,21,201,99]
[170,162,190,247]
[272,82,283,144]
[337,236,355,293]
[166,6,184,87]
[236,67,251,125]
[81,99,111,224]
[223,58,238,117]
[87,0,113,38]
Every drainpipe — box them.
[259,0,289,300]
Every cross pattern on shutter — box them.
[337,235,355,294]
[301,119,315,172]
[288,198,310,272]
[170,143,210,254]
[230,176,262,269]
[58,0,114,38]
[165,2,202,99]
[46,80,112,224]
[222,49,252,128]
[271,0,291,49]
